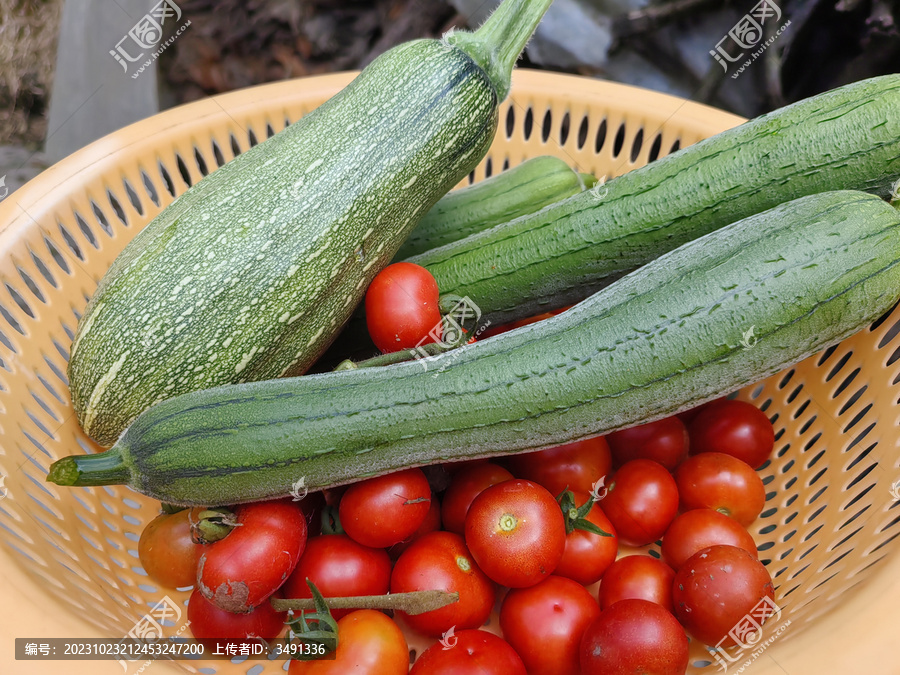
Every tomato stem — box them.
[557,489,614,537]
[335,294,483,371]
[498,513,518,532]
[160,503,186,515]
[286,580,339,661]
[320,505,344,535]
[189,507,238,544]
[334,341,446,371]
[272,590,459,616]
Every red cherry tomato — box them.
[188,588,286,645]
[139,508,204,589]
[688,399,775,469]
[365,262,442,353]
[500,575,601,675]
[661,509,758,571]
[579,599,688,675]
[607,416,689,471]
[465,479,566,588]
[282,534,391,621]
[391,531,495,638]
[504,436,612,496]
[288,609,408,674]
[339,468,431,548]
[598,459,679,547]
[409,629,526,674]
[198,500,307,612]
[554,491,618,586]
[441,462,514,535]
[389,491,442,557]
[675,452,766,526]
[672,545,775,647]
[597,555,676,613]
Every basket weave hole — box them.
[74,212,100,250]
[0,327,18,354]
[0,513,36,546]
[230,132,244,158]
[175,153,194,188]
[595,118,607,154]
[57,223,85,262]
[158,160,177,198]
[107,189,129,227]
[648,132,663,163]
[122,178,144,216]
[42,353,69,389]
[7,281,36,316]
[29,249,58,288]
[523,106,534,141]
[211,139,226,168]
[577,114,589,150]
[194,146,210,177]
[612,122,626,158]
[540,108,553,143]
[140,170,160,208]
[505,105,515,139]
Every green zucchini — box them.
[405,75,900,326]
[394,156,589,260]
[49,191,900,506]
[67,0,554,446]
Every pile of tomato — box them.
[137,263,780,674]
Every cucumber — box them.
[67,0,554,446]
[48,191,900,506]
[394,156,589,260]
[407,75,900,326]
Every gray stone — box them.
[450,0,650,70]
[45,0,174,161]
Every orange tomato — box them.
[288,610,408,674]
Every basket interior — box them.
[1,71,900,673]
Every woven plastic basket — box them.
[2,70,900,675]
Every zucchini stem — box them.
[47,449,129,486]
[449,0,554,100]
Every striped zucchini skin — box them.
[408,74,900,326]
[68,39,499,446]
[393,156,587,260]
[51,191,900,505]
